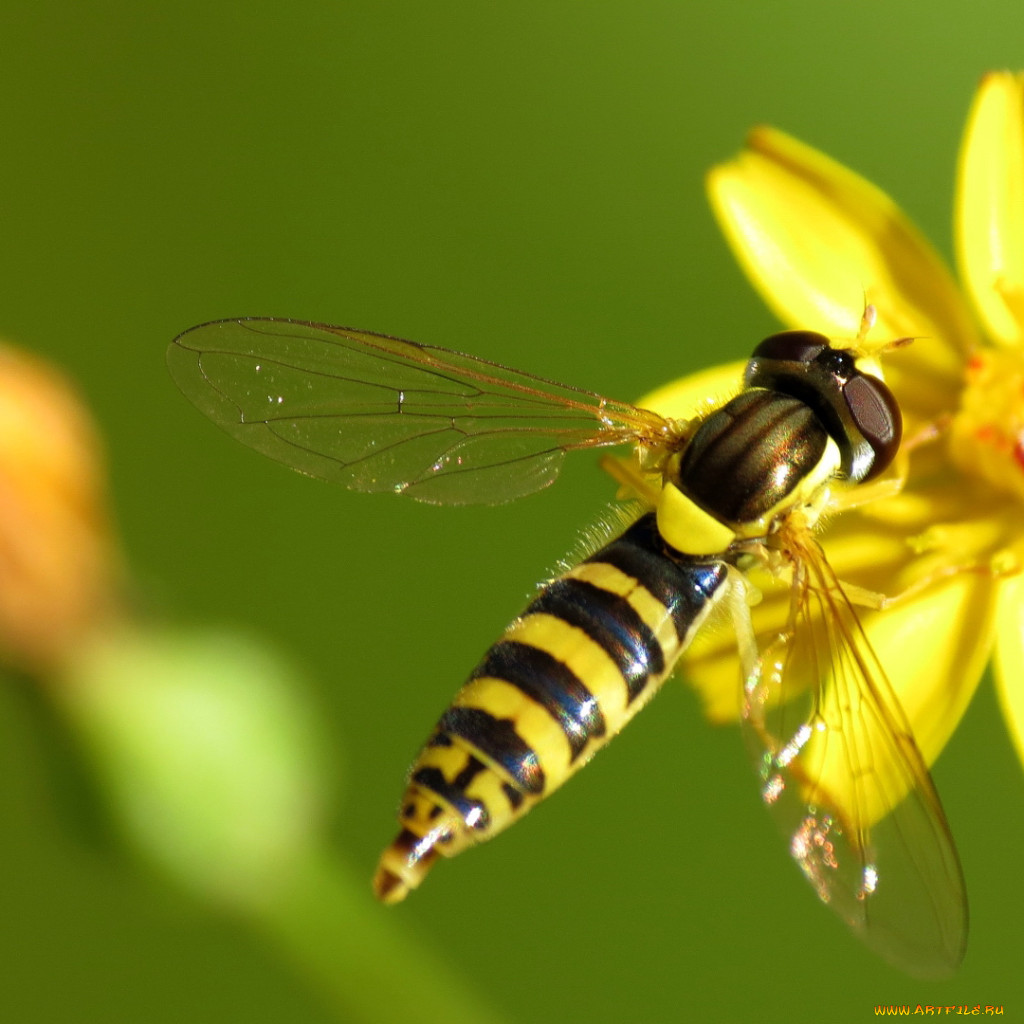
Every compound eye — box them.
[750,330,829,364]
[845,372,902,479]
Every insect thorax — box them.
[655,388,842,556]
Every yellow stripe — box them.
[463,764,535,831]
[563,560,681,661]
[414,740,472,781]
[453,676,574,781]
[503,611,630,724]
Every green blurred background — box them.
[1,1,1022,1021]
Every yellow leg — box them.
[841,553,1021,612]
[598,453,661,505]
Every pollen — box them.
[949,347,1024,499]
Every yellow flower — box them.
[661,73,1024,784]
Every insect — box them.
[168,313,966,978]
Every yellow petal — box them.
[994,574,1024,768]
[851,570,996,775]
[956,71,1024,348]
[635,360,745,421]
[708,127,974,421]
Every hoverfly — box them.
[167,312,966,978]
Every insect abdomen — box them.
[373,512,730,902]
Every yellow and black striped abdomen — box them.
[373,512,730,902]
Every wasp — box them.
[168,312,966,977]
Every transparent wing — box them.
[742,528,967,978]
[168,318,675,505]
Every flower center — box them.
[948,347,1024,503]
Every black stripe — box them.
[437,705,545,795]
[389,826,447,861]
[502,782,525,811]
[527,577,662,703]
[452,754,488,791]
[411,765,492,831]
[589,513,729,646]
[470,640,606,760]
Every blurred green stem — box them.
[255,848,508,1024]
